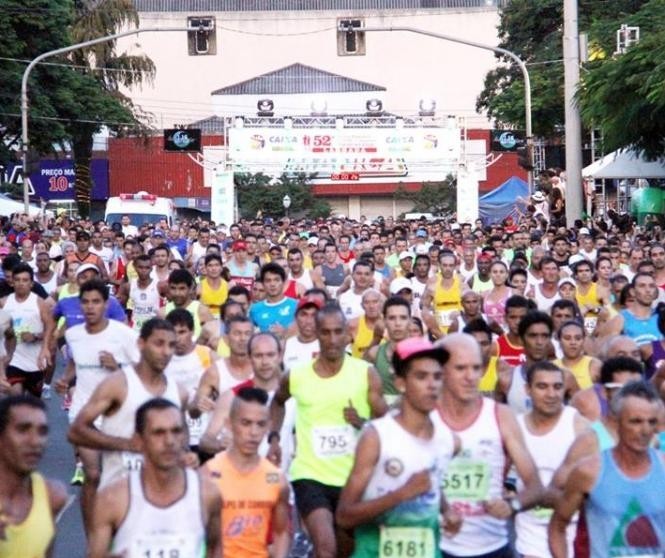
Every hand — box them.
[54,377,71,396]
[20,331,37,343]
[343,399,365,429]
[483,498,512,520]
[37,349,51,370]
[269,324,286,338]
[181,451,200,469]
[441,509,463,537]
[397,470,431,502]
[266,440,282,467]
[197,396,216,413]
[99,351,119,371]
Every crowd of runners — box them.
[0,197,664,558]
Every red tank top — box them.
[496,334,525,367]
[284,279,299,300]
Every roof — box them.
[582,149,665,179]
[211,63,386,95]
[135,0,507,12]
[188,115,225,134]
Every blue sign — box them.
[1,159,109,201]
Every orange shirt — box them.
[206,452,283,558]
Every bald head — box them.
[438,332,482,360]
[437,333,483,404]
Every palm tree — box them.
[67,0,155,216]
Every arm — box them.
[497,404,544,510]
[420,281,442,339]
[367,366,388,419]
[494,365,513,403]
[270,479,292,558]
[199,389,234,455]
[87,481,128,558]
[336,426,431,528]
[37,298,55,369]
[548,458,598,558]
[267,374,291,465]
[599,314,624,339]
[201,474,223,558]
[311,266,325,289]
[68,374,137,452]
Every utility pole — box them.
[563,0,584,226]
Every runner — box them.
[284,295,323,371]
[0,396,68,558]
[339,261,375,320]
[494,295,531,366]
[336,337,461,558]
[268,304,388,558]
[205,387,291,558]
[421,251,462,338]
[2,263,53,397]
[88,398,222,558]
[462,318,511,396]
[549,381,665,557]
[67,318,190,490]
[34,251,60,298]
[121,254,163,332]
[226,240,259,291]
[514,361,588,558]
[313,242,349,298]
[198,253,229,319]
[553,320,601,389]
[436,333,545,558]
[348,289,384,360]
[248,263,297,336]
[159,268,215,340]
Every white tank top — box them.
[6,292,43,371]
[36,273,58,296]
[507,365,532,414]
[112,469,206,558]
[129,279,161,332]
[533,283,561,313]
[410,277,428,318]
[99,365,181,488]
[515,406,578,557]
[164,347,210,445]
[439,398,508,556]
[289,270,314,291]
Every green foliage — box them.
[394,175,456,215]
[477,0,648,136]
[235,173,331,220]
[578,0,665,158]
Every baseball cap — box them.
[390,277,413,295]
[392,337,449,377]
[296,295,323,314]
[416,229,428,238]
[307,236,319,246]
[233,240,248,251]
[558,277,576,289]
[568,254,588,268]
[477,252,493,262]
[152,229,165,238]
[75,263,100,277]
[398,251,414,261]
[578,227,591,236]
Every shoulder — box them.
[65,323,86,341]
[96,475,130,516]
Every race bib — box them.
[379,526,435,558]
[312,425,355,459]
[186,416,203,441]
[131,533,194,558]
[436,310,454,327]
[442,460,490,501]
[583,315,598,335]
[531,506,554,520]
[121,451,144,473]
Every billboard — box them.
[490,130,526,152]
[227,127,462,184]
[210,169,235,226]
[1,159,109,201]
[164,128,201,152]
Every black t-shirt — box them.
[0,280,49,299]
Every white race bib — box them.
[121,451,144,473]
[130,532,196,558]
[379,526,435,558]
[312,425,355,459]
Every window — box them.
[187,16,216,55]
[337,19,365,56]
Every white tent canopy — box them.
[0,194,53,218]
[583,149,665,179]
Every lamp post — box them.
[21,26,192,214]
[282,194,292,217]
[350,25,533,187]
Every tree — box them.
[64,0,155,217]
[235,173,331,220]
[0,0,79,167]
[578,0,665,158]
[477,0,648,137]
[394,176,456,216]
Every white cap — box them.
[307,236,319,246]
[398,251,414,262]
[568,254,588,267]
[414,244,429,255]
[75,263,100,277]
[558,277,576,289]
[390,277,413,294]
[578,227,591,236]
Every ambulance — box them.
[104,191,176,226]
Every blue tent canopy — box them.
[479,176,529,225]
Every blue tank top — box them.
[620,309,660,346]
[586,448,665,558]
[590,420,614,451]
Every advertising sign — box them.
[490,130,526,152]
[2,159,109,201]
[164,128,201,152]
[210,169,234,226]
[227,127,461,184]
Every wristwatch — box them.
[508,497,522,514]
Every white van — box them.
[105,192,176,226]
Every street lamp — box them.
[345,25,533,189]
[282,194,292,217]
[21,26,192,213]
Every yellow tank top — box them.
[554,355,594,390]
[433,274,462,331]
[575,282,600,308]
[351,315,374,358]
[289,356,370,486]
[216,337,230,358]
[200,277,228,319]
[479,356,498,394]
[206,452,283,558]
[0,473,54,558]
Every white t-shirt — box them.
[283,337,320,372]
[122,224,139,238]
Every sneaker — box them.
[290,532,313,558]
[70,463,85,486]
[62,392,72,412]
[41,384,51,400]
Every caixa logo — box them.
[498,132,517,149]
